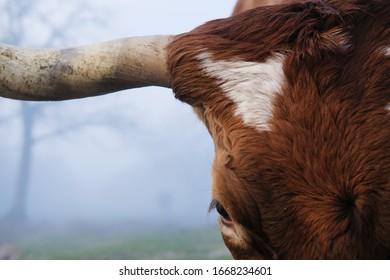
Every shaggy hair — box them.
[167,0,390,259]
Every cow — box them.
[0,0,389,259]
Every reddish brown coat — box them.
[167,0,390,259]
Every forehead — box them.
[168,0,389,195]
[197,52,285,132]
[167,1,390,144]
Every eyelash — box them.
[209,199,230,219]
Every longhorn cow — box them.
[0,0,389,259]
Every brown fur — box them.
[232,0,306,15]
[168,0,390,259]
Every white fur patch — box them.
[386,47,390,56]
[198,52,285,131]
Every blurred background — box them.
[0,0,236,259]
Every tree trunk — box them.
[5,103,34,223]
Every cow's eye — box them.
[209,199,231,220]
[216,203,229,219]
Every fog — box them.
[0,0,237,232]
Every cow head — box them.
[167,0,390,259]
[0,0,389,259]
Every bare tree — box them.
[0,0,108,223]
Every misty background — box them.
[0,0,237,238]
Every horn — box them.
[0,35,172,101]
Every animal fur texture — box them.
[167,0,390,259]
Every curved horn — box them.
[0,35,172,101]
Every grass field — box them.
[2,225,232,260]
